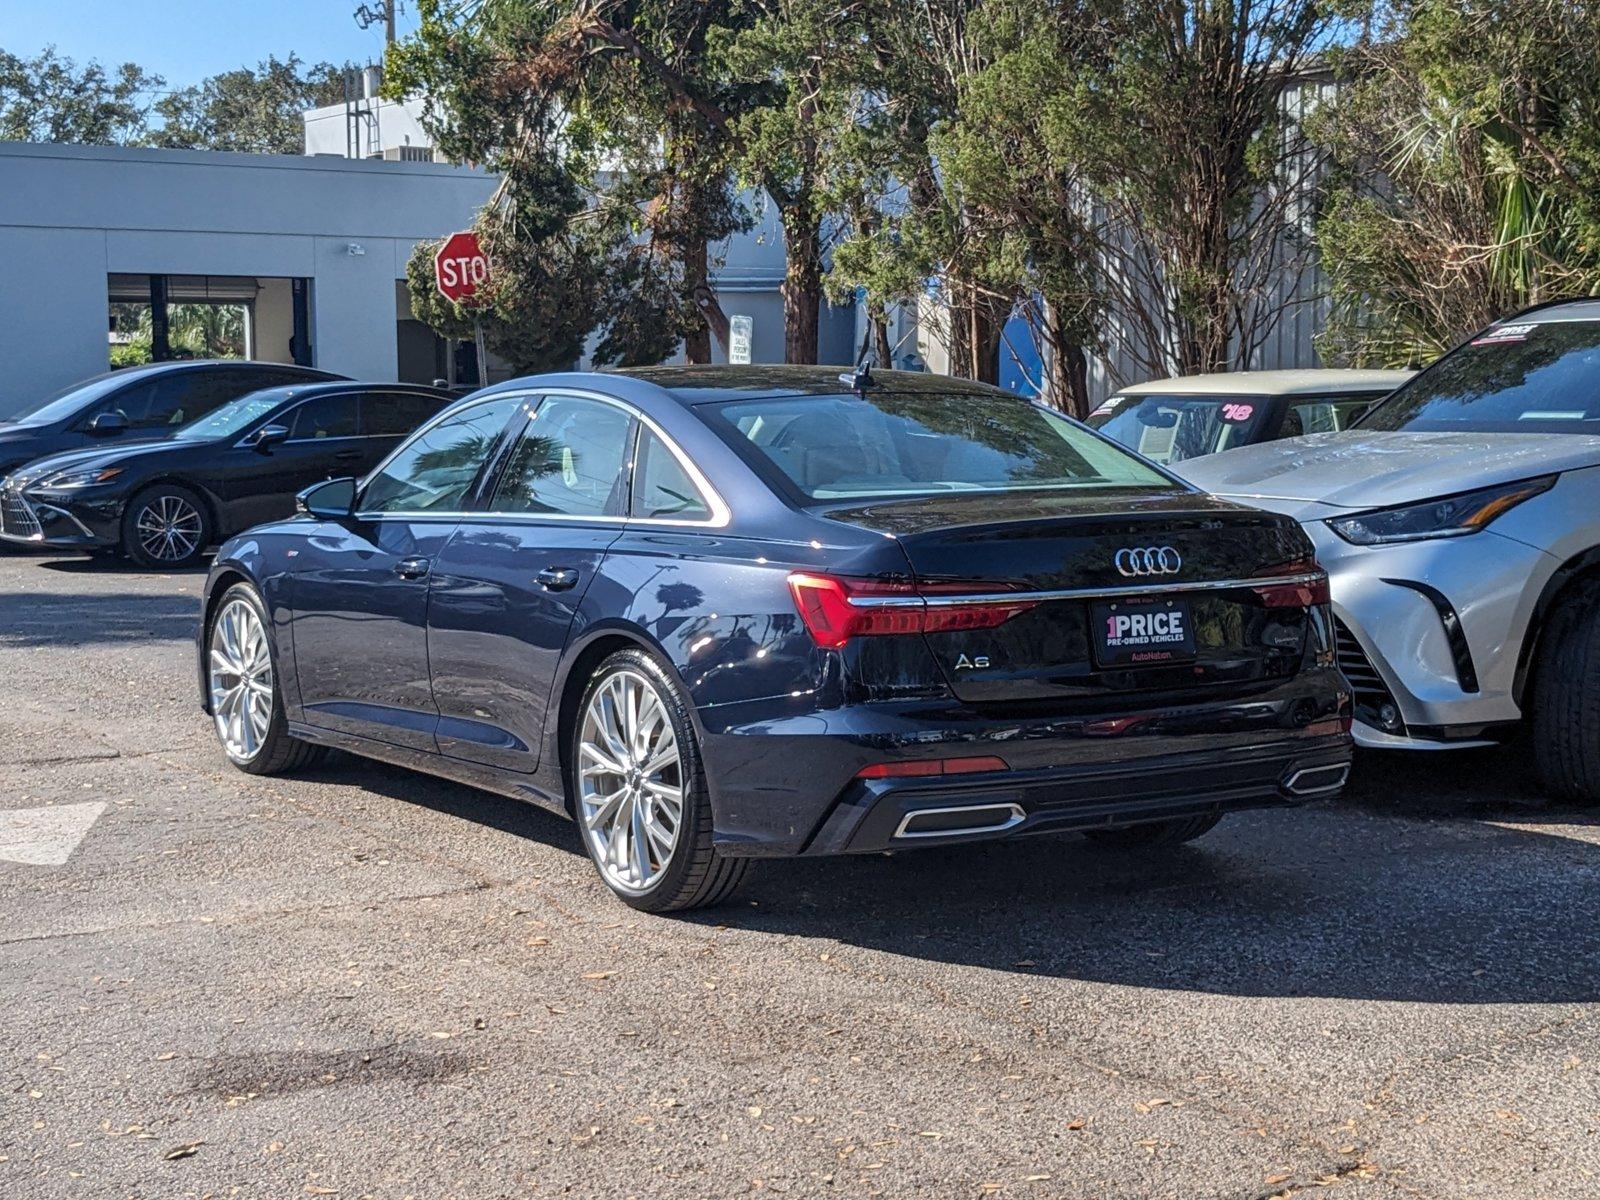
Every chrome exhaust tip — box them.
[893,802,1026,840]
[1283,763,1350,797]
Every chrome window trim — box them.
[846,571,1325,609]
[232,387,446,449]
[352,386,731,529]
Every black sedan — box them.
[197,366,1352,913]
[2,382,451,567]
[0,360,342,480]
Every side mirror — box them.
[296,476,357,519]
[87,411,129,437]
[253,424,290,452]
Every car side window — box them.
[286,394,359,441]
[490,395,634,517]
[361,392,447,438]
[632,429,710,520]
[142,371,248,428]
[1289,396,1374,435]
[360,396,523,514]
[92,380,160,427]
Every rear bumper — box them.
[804,737,1350,855]
[699,664,1351,857]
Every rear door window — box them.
[490,395,635,516]
[286,393,360,441]
[361,392,447,438]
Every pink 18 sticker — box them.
[1220,403,1254,422]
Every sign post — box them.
[434,231,492,388]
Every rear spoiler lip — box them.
[846,571,1326,609]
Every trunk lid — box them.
[817,489,1319,705]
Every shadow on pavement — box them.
[310,740,1600,1006]
[36,555,209,577]
[0,588,199,646]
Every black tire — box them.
[1531,581,1600,802]
[1082,813,1222,849]
[206,582,324,776]
[570,647,750,913]
[122,483,212,568]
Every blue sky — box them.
[1,0,419,89]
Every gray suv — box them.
[1182,300,1600,800]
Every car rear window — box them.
[705,391,1171,500]
[1362,319,1600,433]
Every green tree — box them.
[388,0,748,365]
[828,0,1025,386]
[716,0,879,363]
[0,46,158,144]
[1314,0,1600,366]
[150,55,351,155]
[931,0,1108,412]
[1051,0,1340,380]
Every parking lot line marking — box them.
[0,802,107,866]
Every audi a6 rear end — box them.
[199,367,1351,912]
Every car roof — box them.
[1498,298,1600,325]
[253,380,450,398]
[1117,369,1414,397]
[608,365,1018,406]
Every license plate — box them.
[1091,596,1195,667]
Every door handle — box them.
[394,556,431,580]
[537,566,580,591]
[333,449,363,461]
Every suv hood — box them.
[1180,430,1600,509]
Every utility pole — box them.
[353,2,397,45]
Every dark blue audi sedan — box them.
[197,366,1351,912]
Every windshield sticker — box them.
[1518,411,1586,421]
[1091,400,1121,417]
[1472,323,1537,346]
[1220,402,1255,422]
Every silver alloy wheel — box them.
[136,494,203,562]
[577,669,685,895]
[208,597,273,763]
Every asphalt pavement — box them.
[2,551,1598,1199]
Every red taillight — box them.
[787,572,1036,649]
[1252,559,1331,608]
[856,755,1009,779]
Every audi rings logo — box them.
[1114,546,1182,577]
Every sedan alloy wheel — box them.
[209,596,274,764]
[577,668,685,895]
[134,493,204,564]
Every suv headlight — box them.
[1327,475,1556,545]
[41,466,123,490]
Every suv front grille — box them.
[0,488,42,540]
[1334,617,1403,734]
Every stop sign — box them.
[434,231,491,305]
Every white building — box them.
[0,140,500,417]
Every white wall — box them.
[0,141,495,416]
[303,97,436,160]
